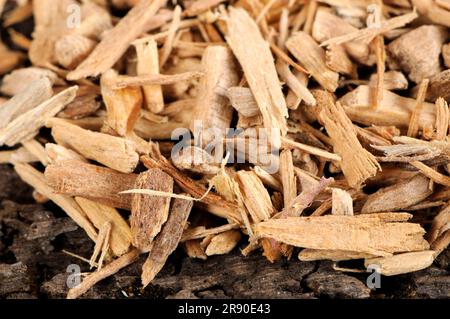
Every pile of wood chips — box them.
[1,0,450,299]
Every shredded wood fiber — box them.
[1,0,449,299]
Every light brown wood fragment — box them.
[0,42,24,75]
[142,198,193,287]
[362,174,432,213]
[159,6,182,67]
[299,249,375,262]
[54,35,96,69]
[407,79,429,137]
[89,221,111,269]
[101,69,142,136]
[67,248,140,299]
[325,44,355,76]
[0,148,37,164]
[45,160,137,210]
[131,169,174,252]
[281,136,341,162]
[14,162,97,241]
[51,120,138,173]
[237,171,275,223]
[412,0,450,28]
[276,61,316,106]
[332,188,353,216]
[279,150,297,208]
[429,205,450,244]
[369,71,408,91]
[75,197,132,257]
[443,43,450,68]
[364,251,435,276]
[318,94,380,189]
[256,214,429,257]
[226,7,288,137]
[45,143,88,164]
[183,240,207,260]
[181,223,240,242]
[67,0,168,80]
[135,39,165,113]
[112,71,204,89]
[286,32,339,92]
[339,85,436,129]
[184,0,226,17]
[172,146,220,175]
[190,45,239,146]
[22,139,48,166]
[205,230,241,256]
[0,86,78,147]
[434,97,449,141]
[226,87,260,117]
[0,78,53,129]
[387,25,448,83]
[0,67,59,96]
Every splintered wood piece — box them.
[325,44,355,76]
[318,93,380,189]
[369,71,408,91]
[279,150,297,208]
[0,67,59,96]
[0,148,37,164]
[299,249,376,262]
[141,198,193,287]
[361,174,432,213]
[89,221,111,269]
[281,136,341,162]
[331,188,353,216]
[50,120,139,173]
[205,230,241,256]
[54,35,96,69]
[22,139,48,166]
[312,9,370,63]
[13,162,97,241]
[364,251,435,276]
[67,248,140,299]
[0,86,78,147]
[286,32,339,92]
[434,97,449,141]
[276,61,316,106]
[237,170,275,223]
[407,79,430,137]
[410,161,450,187]
[226,7,288,136]
[0,78,53,129]
[255,214,429,257]
[191,45,239,146]
[131,169,174,252]
[339,85,436,129]
[226,87,260,117]
[159,5,182,67]
[101,69,142,136]
[181,223,241,242]
[67,0,168,80]
[45,160,137,209]
[184,0,226,17]
[75,197,132,257]
[428,204,450,244]
[387,25,448,83]
[135,39,165,113]
[183,240,207,260]
[45,143,88,164]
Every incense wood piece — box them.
[181,223,241,242]
[281,136,341,162]
[237,171,275,223]
[226,7,288,136]
[135,39,165,113]
[101,69,142,136]
[407,79,430,137]
[426,69,450,102]
[75,197,132,257]
[276,61,316,106]
[369,70,408,91]
[331,188,353,216]
[112,71,204,89]
[0,78,53,129]
[184,0,226,17]
[434,98,449,141]
[172,146,220,175]
[205,230,241,256]
[50,120,139,173]
[361,174,432,214]
[256,214,429,257]
[54,35,96,69]
[13,162,97,241]
[45,143,88,164]
[67,0,168,80]
[412,0,450,28]
[67,248,140,299]
[286,32,339,92]
[410,161,450,187]
[45,160,137,210]
[183,240,208,260]
[279,150,297,208]
[299,249,375,262]
[318,93,380,189]
[387,25,448,83]
[226,87,260,117]
[325,44,355,76]
[142,198,193,287]
[428,204,450,244]
[0,86,78,147]
[339,85,436,129]
[364,251,435,276]
[190,45,239,146]
[0,67,59,96]
[131,169,174,252]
